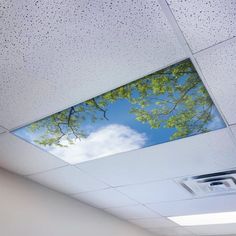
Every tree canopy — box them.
[27,59,217,147]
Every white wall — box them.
[0,168,154,236]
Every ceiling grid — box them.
[0,0,236,235]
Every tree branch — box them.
[157,81,199,116]
[67,106,75,126]
[92,98,109,120]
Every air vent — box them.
[179,170,236,196]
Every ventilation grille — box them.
[180,170,236,196]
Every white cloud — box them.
[50,124,147,164]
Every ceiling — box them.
[0,0,236,236]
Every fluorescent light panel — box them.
[168,211,236,226]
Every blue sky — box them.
[80,98,176,146]
[14,93,225,164]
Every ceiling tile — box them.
[147,194,236,217]
[28,166,108,195]
[186,223,236,235]
[0,0,186,130]
[0,126,7,134]
[149,226,193,236]
[0,133,67,175]
[106,205,161,219]
[130,217,178,228]
[117,180,191,204]
[74,188,137,209]
[231,125,236,139]
[78,128,236,186]
[195,38,236,124]
[167,0,236,52]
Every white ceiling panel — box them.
[195,37,236,125]
[130,217,178,229]
[167,0,236,53]
[74,188,137,209]
[147,194,236,217]
[78,128,236,186]
[106,205,160,220]
[0,133,67,175]
[0,126,7,134]
[149,226,193,236]
[0,0,186,130]
[28,166,108,195]
[117,180,191,204]
[231,125,236,139]
[186,223,236,235]
[1,1,236,235]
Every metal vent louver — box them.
[180,170,236,196]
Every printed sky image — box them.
[13,59,225,164]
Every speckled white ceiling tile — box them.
[167,0,236,52]
[195,37,236,124]
[0,0,186,129]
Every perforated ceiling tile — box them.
[0,133,67,175]
[147,194,236,217]
[74,188,137,209]
[0,0,186,130]
[117,180,191,204]
[167,0,236,52]
[195,38,236,124]
[130,217,178,229]
[106,205,161,220]
[186,223,236,235]
[28,166,108,195]
[78,128,236,186]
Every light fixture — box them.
[12,59,225,164]
[168,211,236,226]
